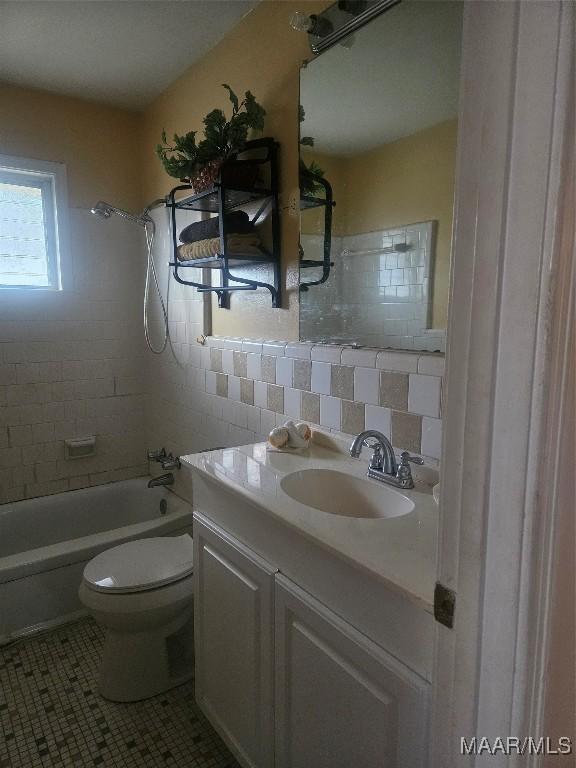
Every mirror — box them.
[298,0,463,352]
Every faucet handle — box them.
[368,444,384,472]
[394,451,424,489]
[399,451,424,466]
[148,447,167,462]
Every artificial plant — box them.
[156,85,266,182]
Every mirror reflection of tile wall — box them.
[299,1,462,352]
[301,221,445,352]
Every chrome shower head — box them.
[91,201,114,219]
[90,200,150,226]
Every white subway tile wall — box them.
[0,212,148,504]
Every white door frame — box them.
[431,1,574,764]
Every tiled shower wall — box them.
[0,212,148,504]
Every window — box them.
[0,155,68,290]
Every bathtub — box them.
[0,478,193,641]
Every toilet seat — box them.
[83,534,194,594]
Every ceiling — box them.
[0,1,256,110]
[300,1,463,156]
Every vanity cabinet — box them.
[193,516,277,768]
[274,575,429,768]
[193,514,430,768]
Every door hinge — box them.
[434,582,456,628]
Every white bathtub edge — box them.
[0,610,89,648]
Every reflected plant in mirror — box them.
[298,0,463,352]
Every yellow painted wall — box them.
[141,0,327,341]
[0,82,141,211]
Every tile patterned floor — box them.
[0,619,239,768]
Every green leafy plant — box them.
[157,85,266,182]
[299,105,326,196]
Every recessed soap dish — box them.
[65,436,96,460]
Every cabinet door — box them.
[275,575,430,768]
[194,514,277,768]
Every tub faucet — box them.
[148,447,181,470]
[160,453,181,471]
[147,473,174,489]
[349,429,423,489]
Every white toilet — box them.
[79,534,194,702]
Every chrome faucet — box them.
[147,473,174,489]
[147,447,180,488]
[161,454,181,470]
[349,430,424,489]
[350,429,397,474]
[148,447,181,470]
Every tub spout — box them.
[147,473,174,488]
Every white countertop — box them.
[182,437,439,613]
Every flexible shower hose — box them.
[143,217,169,355]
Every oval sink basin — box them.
[280,469,414,519]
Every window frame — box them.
[0,153,70,292]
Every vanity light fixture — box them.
[290,12,334,38]
[291,0,401,55]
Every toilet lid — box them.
[83,534,194,594]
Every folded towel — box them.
[179,212,254,244]
[177,234,262,262]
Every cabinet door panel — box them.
[275,575,430,768]
[194,514,276,768]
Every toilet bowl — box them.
[79,534,194,702]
